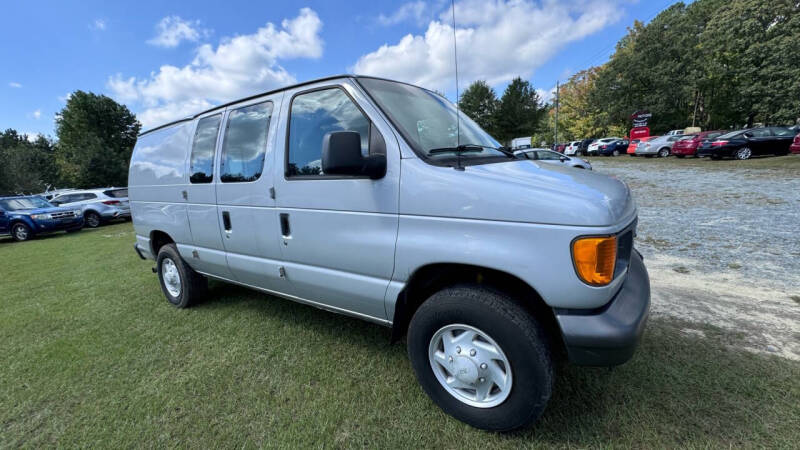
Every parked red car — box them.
[671,130,725,157]
[790,133,800,154]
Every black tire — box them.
[407,285,553,432]
[84,211,101,228]
[11,222,32,242]
[156,244,207,308]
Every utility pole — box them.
[554,81,559,148]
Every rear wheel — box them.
[11,223,31,242]
[612,150,620,156]
[734,147,752,160]
[84,211,101,228]
[156,244,207,308]
[407,285,553,431]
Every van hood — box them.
[402,159,636,227]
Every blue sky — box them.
[1,0,675,137]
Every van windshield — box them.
[358,78,506,165]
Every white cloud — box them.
[31,109,42,120]
[354,0,624,92]
[9,81,22,88]
[147,16,209,48]
[108,8,323,128]
[378,1,429,26]
[24,132,43,143]
[91,19,106,30]
[58,92,72,103]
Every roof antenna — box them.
[450,0,464,171]
[451,0,461,148]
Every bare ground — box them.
[589,155,800,360]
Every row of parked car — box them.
[555,125,800,160]
[0,187,130,242]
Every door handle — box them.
[279,213,291,238]
[222,211,232,232]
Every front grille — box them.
[614,220,636,278]
[51,211,77,219]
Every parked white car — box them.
[514,148,592,169]
[563,141,582,155]
[665,129,684,136]
[587,137,621,155]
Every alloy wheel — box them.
[735,147,752,160]
[13,224,29,241]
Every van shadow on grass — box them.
[191,282,799,447]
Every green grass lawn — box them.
[1,223,798,447]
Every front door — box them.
[214,94,286,291]
[273,81,400,321]
[745,128,772,155]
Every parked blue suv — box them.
[0,196,84,242]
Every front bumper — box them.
[32,216,84,232]
[556,250,650,366]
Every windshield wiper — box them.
[427,144,487,155]
[427,143,514,157]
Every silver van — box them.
[129,75,650,431]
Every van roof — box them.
[138,74,433,137]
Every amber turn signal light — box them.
[572,236,617,286]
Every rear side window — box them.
[287,88,370,177]
[190,115,222,183]
[220,102,273,183]
[103,189,128,198]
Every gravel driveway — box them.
[589,155,800,360]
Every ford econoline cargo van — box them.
[129,75,650,431]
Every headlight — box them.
[31,213,52,220]
[572,236,617,286]
[73,210,82,216]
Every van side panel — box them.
[129,122,193,255]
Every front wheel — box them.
[612,150,620,156]
[156,244,207,308]
[11,223,32,242]
[407,285,553,431]
[734,147,752,160]
[658,148,670,158]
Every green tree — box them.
[458,80,500,138]
[0,129,59,195]
[496,77,546,144]
[55,91,141,187]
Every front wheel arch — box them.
[391,263,562,355]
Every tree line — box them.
[460,0,800,144]
[0,91,140,196]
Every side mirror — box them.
[322,131,386,179]
[560,156,567,162]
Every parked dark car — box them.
[577,138,595,156]
[598,139,629,156]
[671,130,725,158]
[697,127,795,160]
[0,196,84,242]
